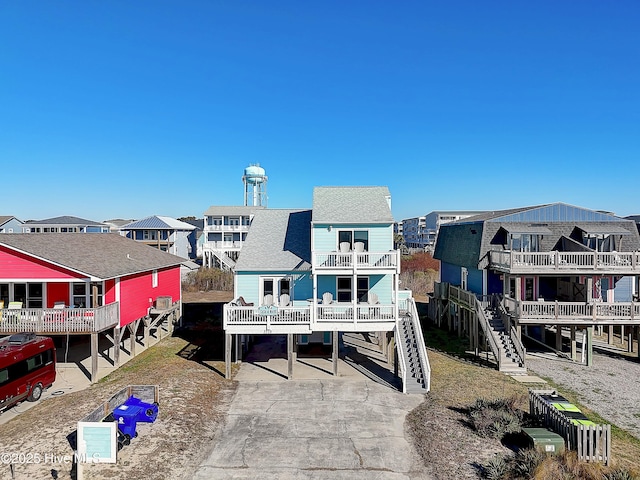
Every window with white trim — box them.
[152,270,158,288]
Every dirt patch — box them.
[0,336,238,480]
[406,349,532,479]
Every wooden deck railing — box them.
[514,299,640,323]
[489,250,640,273]
[0,303,119,334]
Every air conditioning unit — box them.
[155,296,172,310]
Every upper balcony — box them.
[204,224,250,233]
[312,250,400,274]
[488,250,640,275]
[0,303,119,334]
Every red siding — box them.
[118,266,181,327]
[0,247,85,280]
[104,279,116,305]
[46,283,70,307]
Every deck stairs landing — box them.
[397,315,429,394]
[483,304,527,374]
[211,250,236,271]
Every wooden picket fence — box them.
[529,389,611,465]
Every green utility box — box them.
[522,427,566,454]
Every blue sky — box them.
[1,1,638,222]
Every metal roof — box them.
[0,233,184,280]
[234,209,312,272]
[312,186,393,224]
[120,216,196,231]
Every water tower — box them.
[242,163,268,207]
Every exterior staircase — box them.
[482,304,527,374]
[396,300,430,394]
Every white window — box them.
[152,270,158,288]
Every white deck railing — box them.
[0,302,119,334]
[313,250,400,271]
[489,250,640,273]
[223,302,398,332]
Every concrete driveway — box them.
[191,360,431,479]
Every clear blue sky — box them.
[1,1,639,222]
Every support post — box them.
[379,331,388,361]
[555,325,562,353]
[628,327,633,353]
[586,326,594,367]
[608,325,614,345]
[90,333,99,383]
[129,321,137,358]
[113,327,121,366]
[570,326,577,361]
[332,331,339,376]
[225,333,232,379]
[287,333,294,379]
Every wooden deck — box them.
[0,303,119,334]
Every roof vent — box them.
[127,253,131,259]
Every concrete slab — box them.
[509,375,547,384]
[190,377,431,479]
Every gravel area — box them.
[526,351,640,439]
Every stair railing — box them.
[474,297,501,370]
[497,300,527,368]
[395,316,408,394]
[407,298,431,392]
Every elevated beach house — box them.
[0,233,183,381]
[432,203,640,368]
[223,186,430,393]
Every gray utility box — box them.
[522,428,566,454]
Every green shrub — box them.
[469,396,524,440]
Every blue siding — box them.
[313,224,393,252]
[235,271,312,305]
[440,262,461,286]
[467,268,484,296]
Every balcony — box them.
[313,250,400,273]
[0,303,119,334]
[204,224,250,233]
[202,241,243,252]
[223,301,400,334]
[488,250,640,275]
[503,297,640,325]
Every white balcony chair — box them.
[368,293,379,305]
[263,294,274,306]
[321,292,334,319]
[279,294,290,307]
[354,242,365,252]
[339,242,351,253]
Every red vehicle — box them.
[0,333,56,412]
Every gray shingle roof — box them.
[0,233,184,280]
[25,216,106,226]
[0,216,16,226]
[312,187,393,224]
[234,209,312,272]
[434,203,640,268]
[120,216,196,230]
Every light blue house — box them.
[223,186,430,393]
[119,216,197,260]
[0,216,26,233]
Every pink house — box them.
[0,233,183,381]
